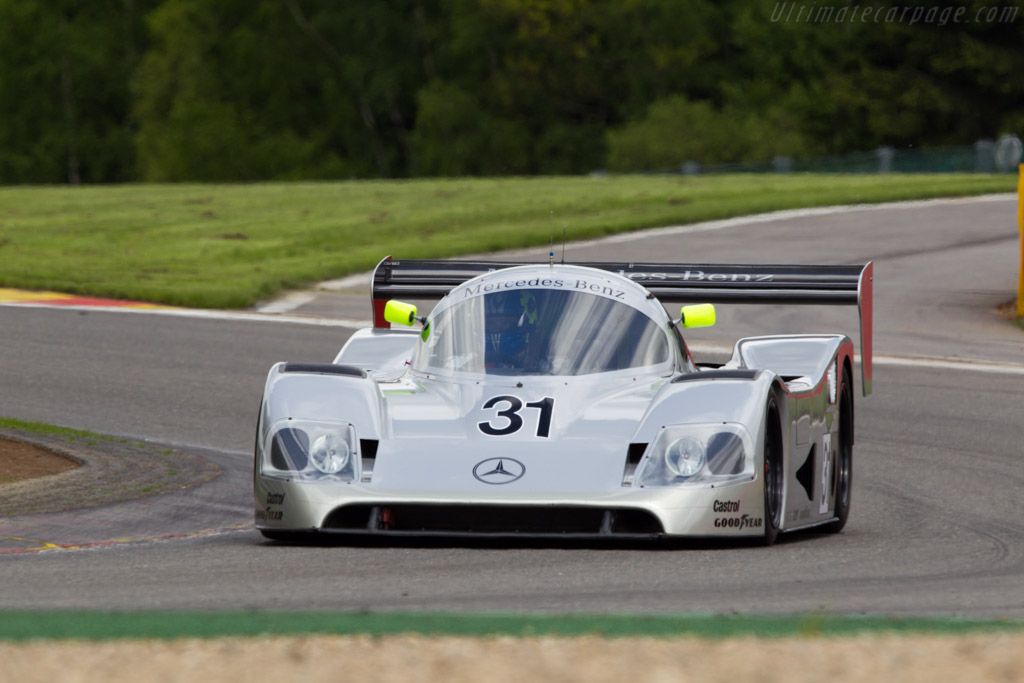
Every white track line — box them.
[254,291,318,314]
[6,301,1023,375]
[527,193,1017,252]
[872,354,1024,375]
[319,193,1017,292]
[0,302,371,329]
[689,341,1024,376]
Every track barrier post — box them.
[1019,164,1024,317]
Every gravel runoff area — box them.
[0,430,219,517]
[2,633,1023,683]
[0,437,79,483]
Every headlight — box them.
[310,433,351,474]
[261,419,357,482]
[637,423,753,487]
[665,436,705,477]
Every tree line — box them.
[1,0,1022,184]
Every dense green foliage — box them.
[1,0,1022,183]
[0,0,155,183]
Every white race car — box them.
[254,257,872,545]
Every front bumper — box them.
[254,475,767,538]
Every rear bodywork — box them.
[254,259,872,542]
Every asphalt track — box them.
[1,195,1022,616]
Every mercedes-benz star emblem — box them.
[472,457,525,485]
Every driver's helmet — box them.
[485,290,538,358]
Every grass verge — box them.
[0,417,104,442]
[0,174,1014,308]
[0,611,1021,641]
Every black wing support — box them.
[370,257,873,395]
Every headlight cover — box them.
[637,422,754,487]
[261,419,358,482]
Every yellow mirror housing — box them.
[384,300,417,327]
[680,303,716,328]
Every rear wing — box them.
[370,257,873,396]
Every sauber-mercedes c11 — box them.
[254,257,872,545]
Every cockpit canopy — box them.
[411,287,671,377]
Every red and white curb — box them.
[0,288,175,310]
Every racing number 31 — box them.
[478,396,555,438]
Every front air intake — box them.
[322,504,663,536]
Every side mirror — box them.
[384,300,431,341]
[680,304,715,328]
[384,300,418,326]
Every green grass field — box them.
[0,610,1021,641]
[0,174,1015,308]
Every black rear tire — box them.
[822,368,854,533]
[761,393,784,546]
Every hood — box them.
[371,373,666,493]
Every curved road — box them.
[1,195,1022,616]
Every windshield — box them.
[412,288,670,376]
